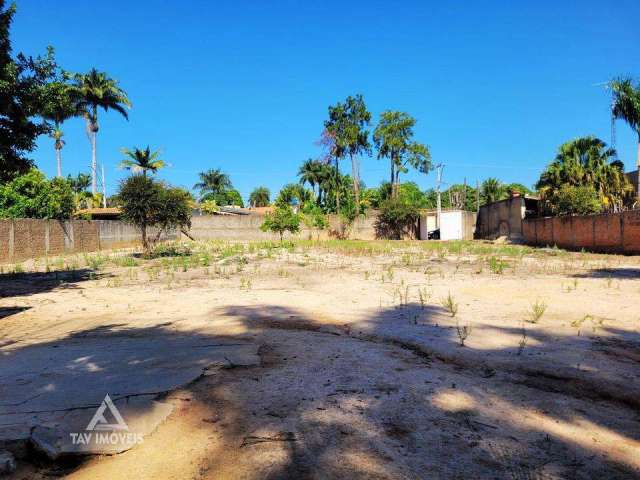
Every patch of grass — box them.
[487,256,508,275]
[441,292,458,317]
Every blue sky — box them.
[14,0,640,200]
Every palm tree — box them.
[119,146,166,176]
[610,77,640,197]
[536,136,633,213]
[480,178,506,205]
[249,186,270,207]
[71,69,131,194]
[298,159,323,198]
[42,80,77,177]
[194,168,232,199]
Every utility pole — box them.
[435,164,444,228]
[101,164,107,209]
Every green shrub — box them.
[260,205,301,241]
[0,169,74,219]
[553,185,602,216]
[374,198,419,239]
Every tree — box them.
[119,146,165,176]
[554,185,601,216]
[373,111,431,197]
[480,178,506,205]
[324,95,371,206]
[194,168,232,199]
[298,159,323,198]
[0,1,57,182]
[67,172,91,193]
[536,136,633,215]
[249,186,270,207]
[610,77,640,198]
[276,183,312,208]
[117,175,192,256]
[71,68,131,194]
[0,169,74,219]
[260,205,300,241]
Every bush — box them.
[117,175,192,255]
[374,198,419,239]
[200,199,219,215]
[553,185,602,216]
[150,242,192,258]
[0,169,74,219]
[260,205,300,241]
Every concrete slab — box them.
[0,334,259,457]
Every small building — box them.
[418,209,477,240]
[475,194,539,240]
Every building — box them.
[475,194,539,240]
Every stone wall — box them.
[522,210,640,254]
[186,213,378,241]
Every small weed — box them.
[441,292,458,317]
[526,299,547,324]
[487,256,508,275]
[418,287,431,310]
[517,322,527,355]
[456,319,472,347]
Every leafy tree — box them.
[260,205,300,241]
[0,169,74,219]
[223,188,244,207]
[117,175,192,255]
[373,111,431,197]
[361,187,382,209]
[536,136,633,214]
[66,172,91,193]
[301,202,328,239]
[504,183,532,196]
[374,198,419,239]
[324,95,371,206]
[610,77,640,197]
[249,186,270,207]
[194,168,232,199]
[200,199,219,214]
[71,68,131,194]
[119,146,165,176]
[554,185,601,216]
[0,1,57,182]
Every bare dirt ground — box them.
[1,239,639,479]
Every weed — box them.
[487,256,508,274]
[517,322,527,355]
[418,287,431,310]
[441,292,458,317]
[526,299,547,324]
[456,319,472,346]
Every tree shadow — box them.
[572,268,640,279]
[2,303,638,478]
[0,269,111,298]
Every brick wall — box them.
[523,210,640,254]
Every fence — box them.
[522,210,640,254]
[0,219,176,264]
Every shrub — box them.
[260,205,301,241]
[200,199,219,215]
[553,185,601,216]
[0,169,74,219]
[374,198,419,239]
[117,175,192,256]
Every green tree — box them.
[117,175,192,255]
[249,186,270,207]
[71,68,131,194]
[554,185,602,216]
[298,158,324,200]
[0,169,74,219]
[480,178,507,205]
[536,136,633,214]
[119,146,166,176]
[276,183,312,208]
[610,77,640,197]
[0,1,57,182]
[324,95,371,206]
[373,111,431,197]
[66,172,91,193]
[260,205,301,241]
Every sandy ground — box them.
[1,239,639,479]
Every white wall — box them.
[440,211,463,240]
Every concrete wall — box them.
[0,219,176,264]
[476,197,526,239]
[522,210,640,254]
[186,213,378,241]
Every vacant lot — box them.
[1,240,639,479]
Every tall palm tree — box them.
[480,178,506,205]
[249,186,270,207]
[119,146,166,176]
[42,80,77,177]
[610,77,640,197]
[194,168,232,199]
[298,159,323,198]
[71,68,131,194]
